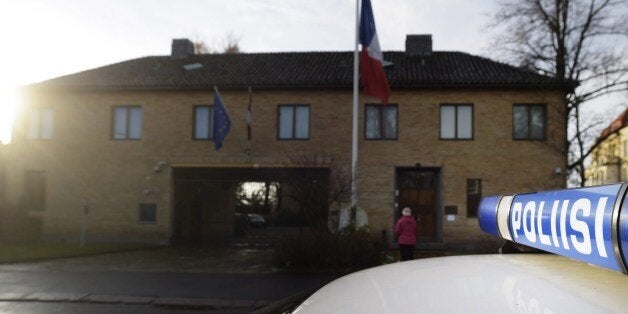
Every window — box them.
[278,105,309,140]
[112,106,142,140]
[440,104,473,140]
[139,203,157,223]
[365,104,397,140]
[513,104,546,140]
[193,105,214,140]
[466,178,482,218]
[24,171,46,211]
[26,108,54,139]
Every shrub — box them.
[274,226,381,272]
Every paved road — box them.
[0,247,341,312]
[0,270,338,311]
[0,270,336,299]
[0,302,250,314]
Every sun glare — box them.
[0,86,16,144]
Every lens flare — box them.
[0,86,16,144]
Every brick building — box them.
[585,108,628,186]
[3,35,570,247]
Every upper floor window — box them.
[26,108,54,139]
[112,106,142,140]
[193,105,214,140]
[440,104,473,140]
[278,105,309,140]
[365,104,397,140]
[513,104,546,140]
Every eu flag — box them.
[212,87,231,150]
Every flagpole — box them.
[351,0,360,214]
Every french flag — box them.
[359,0,390,105]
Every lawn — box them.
[0,242,158,264]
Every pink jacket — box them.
[395,216,417,245]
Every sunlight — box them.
[0,86,16,144]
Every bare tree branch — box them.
[490,0,628,186]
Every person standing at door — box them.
[395,207,417,261]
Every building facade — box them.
[586,109,628,186]
[3,36,569,248]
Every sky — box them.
[0,0,625,144]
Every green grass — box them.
[0,242,158,264]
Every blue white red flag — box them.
[359,0,390,105]
[212,87,231,150]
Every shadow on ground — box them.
[0,246,276,274]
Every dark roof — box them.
[597,108,628,144]
[30,51,571,91]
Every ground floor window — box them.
[466,178,482,217]
[139,203,157,223]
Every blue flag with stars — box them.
[212,87,231,150]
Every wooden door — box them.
[397,169,438,240]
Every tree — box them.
[283,152,352,233]
[490,0,628,186]
[192,33,242,54]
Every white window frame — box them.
[278,105,310,140]
[112,106,142,140]
[365,104,398,140]
[26,108,54,140]
[440,104,473,140]
[193,105,214,140]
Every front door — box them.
[396,168,440,242]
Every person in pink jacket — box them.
[395,207,417,261]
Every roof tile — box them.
[32,51,569,90]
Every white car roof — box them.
[293,254,628,313]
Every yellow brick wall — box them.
[585,127,628,185]
[4,88,566,244]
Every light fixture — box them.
[153,161,169,173]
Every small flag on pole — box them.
[212,86,231,150]
[359,0,390,105]
[246,86,252,141]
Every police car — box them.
[257,184,628,313]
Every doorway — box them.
[395,167,442,242]
[171,167,330,245]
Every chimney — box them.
[171,38,195,59]
[405,34,432,56]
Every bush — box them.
[274,226,381,272]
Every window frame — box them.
[25,108,54,140]
[192,105,214,140]
[111,105,142,140]
[277,104,310,141]
[439,104,474,141]
[138,203,157,224]
[364,104,398,141]
[512,104,547,141]
[466,178,482,218]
